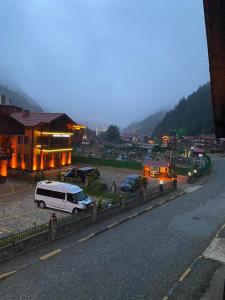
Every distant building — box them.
[0,104,85,181]
[143,159,170,178]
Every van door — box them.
[51,191,66,209]
[66,193,77,212]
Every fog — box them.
[0,0,209,127]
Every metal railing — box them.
[0,222,49,248]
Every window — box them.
[67,193,77,203]
[75,191,87,202]
[36,188,52,197]
[24,136,29,144]
[18,136,24,144]
[36,188,65,200]
[51,191,65,200]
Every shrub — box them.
[34,171,46,183]
[97,198,103,211]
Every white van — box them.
[34,180,93,214]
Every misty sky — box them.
[0,0,209,127]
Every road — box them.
[0,156,225,299]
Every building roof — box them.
[10,112,67,127]
[203,0,225,137]
[143,160,170,167]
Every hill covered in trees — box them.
[153,83,214,137]
[0,83,43,112]
[123,110,165,135]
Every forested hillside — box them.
[123,111,165,135]
[153,83,213,136]
[0,83,43,112]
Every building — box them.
[203,0,225,137]
[0,105,85,181]
[143,160,170,178]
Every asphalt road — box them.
[1,157,225,300]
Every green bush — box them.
[34,171,46,183]
[97,198,103,211]
[83,182,108,197]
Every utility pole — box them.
[170,130,177,178]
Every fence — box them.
[0,182,176,262]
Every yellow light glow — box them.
[41,132,73,136]
[0,160,7,177]
[61,152,66,166]
[72,125,86,130]
[67,152,72,164]
[50,154,55,168]
[36,145,41,148]
[41,148,73,153]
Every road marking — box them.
[107,222,119,229]
[0,270,17,281]
[179,268,191,282]
[144,206,153,212]
[40,249,62,260]
[78,233,95,243]
[128,213,138,219]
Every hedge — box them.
[74,156,142,170]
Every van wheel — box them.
[72,208,78,215]
[39,201,46,209]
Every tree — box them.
[105,125,121,142]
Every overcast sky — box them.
[0,0,209,127]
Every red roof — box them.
[143,160,170,167]
[10,112,65,127]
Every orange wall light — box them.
[0,160,7,177]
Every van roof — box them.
[37,180,82,193]
[77,167,95,171]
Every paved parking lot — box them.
[0,166,160,236]
[45,164,159,190]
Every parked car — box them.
[76,167,100,182]
[120,174,142,192]
[35,180,93,214]
[63,166,100,183]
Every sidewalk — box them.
[200,226,225,299]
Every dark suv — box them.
[64,167,100,182]
[120,175,141,192]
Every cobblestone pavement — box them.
[0,189,68,235]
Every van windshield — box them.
[76,191,87,202]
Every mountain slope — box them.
[123,110,165,135]
[0,83,43,112]
[153,83,213,137]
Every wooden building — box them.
[0,106,85,179]
[143,160,170,178]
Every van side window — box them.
[67,193,76,203]
[36,188,52,197]
[51,191,65,200]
